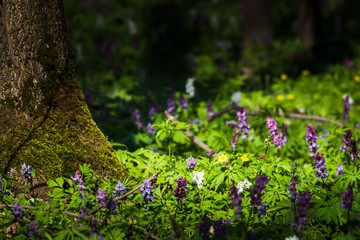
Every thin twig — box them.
[164,111,217,157]
[207,103,343,127]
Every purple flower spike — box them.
[146,123,155,135]
[21,163,32,183]
[343,96,351,123]
[172,177,188,203]
[229,185,243,217]
[236,107,250,139]
[140,178,156,210]
[340,130,352,152]
[179,93,188,109]
[258,202,267,219]
[336,164,344,177]
[71,171,82,182]
[12,203,22,219]
[250,175,270,208]
[130,108,142,129]
[288,179,299,202]
[266,117,286,148]
[167,96,176,113]
[186,156,197,170]
[113,181,127,197]
[313,153,328,180]
[28,221,40,236]
[295,191,311,232]
[197,221,210,240]
[96,187,107,205]
[306,124,319,157]
[340,184,354,210]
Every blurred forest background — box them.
[63,0,360,149]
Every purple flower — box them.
[236,107,250,139]
[212,219,227,239]
[186,156,196,170]
[348,139,359,162]
[306,124,319,157]
[27,221,40,236]
[250,175,270,207]
[71,171,82,182]
[295,191,311,232]
[146,123,155,135]
[140,178,156,210]
[167,96,176,113]
[172,177,188,203]
[113,181,127,197]
[21,163,32,183]
[258,202,267,219]
[288,179,299,202]
[230,131,240,151]
[340,130,352,152]
[179,93,188,109]
[206,101,213,117]
[78,179,87,191]
[197,221,210,240]
[229,185,242,217]
[336,164,344,177]
[266,117,286,149]
[344,59,354,69]
[340,184,354,210]
[12,203,22,219]
[130,108,143,129]
[96,187,107,205]
[313,153,327,180]
[0,179,3,192]
[343,95,351,123]
[105,198,119,217]
[149,104,161,117]
[152,147,158,153]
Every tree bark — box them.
[297,0,321,53]
[0,0,126,180]
[242,0,273,50]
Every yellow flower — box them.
[218,154,228,164]
[276,94,285,101]
[281,74,287,80]
[110,111,117,116]
[313,93,319,99]
[301,70,310,76]
[127,221,133,225]
[240,155,249,162]
[287,94,295,100]
[354,75,360,82]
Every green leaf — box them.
[210,172,225,191]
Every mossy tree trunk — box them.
[0,0,126,180]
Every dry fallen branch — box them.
[207,103,343,127]
[164,111,217,157]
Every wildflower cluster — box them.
[130,108,142,129]
[266,117,286,148]
[21,163,32,183]
[229,185,242,217]
[186,155,196,170]
[250,175,270,218]
[113,181,127,197]
[96,187,107,205]
[179,93,188,109]
[294,191,311,232]
[340,184,354,210]
[342,95,351,123]
[336,164,344,177]
[193,171,205,188]
[146,123,155,135]
[313,153,328,180]
[288,179,299,202]
[340,130,359,161]
[140,178,156,210]
[236,107,250,139]
[172,177,188,203]
[306,124,319,157]
[167,96,176,113]
[236,179,252,193]
[71,171,87,200]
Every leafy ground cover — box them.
[1,68,360,239]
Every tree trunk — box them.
[0,0,126,180]
[298,0,321,53]
[242,0,273,50]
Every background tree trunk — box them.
[0,0,126,180]
[242,0,273,50]
[298,0,321,54]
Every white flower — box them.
[185,78,195,97]
[193,170,205,188]
[285,235,299,240]
[236,179,252,194]
[128,20,137,35]
[231,91,242,105]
